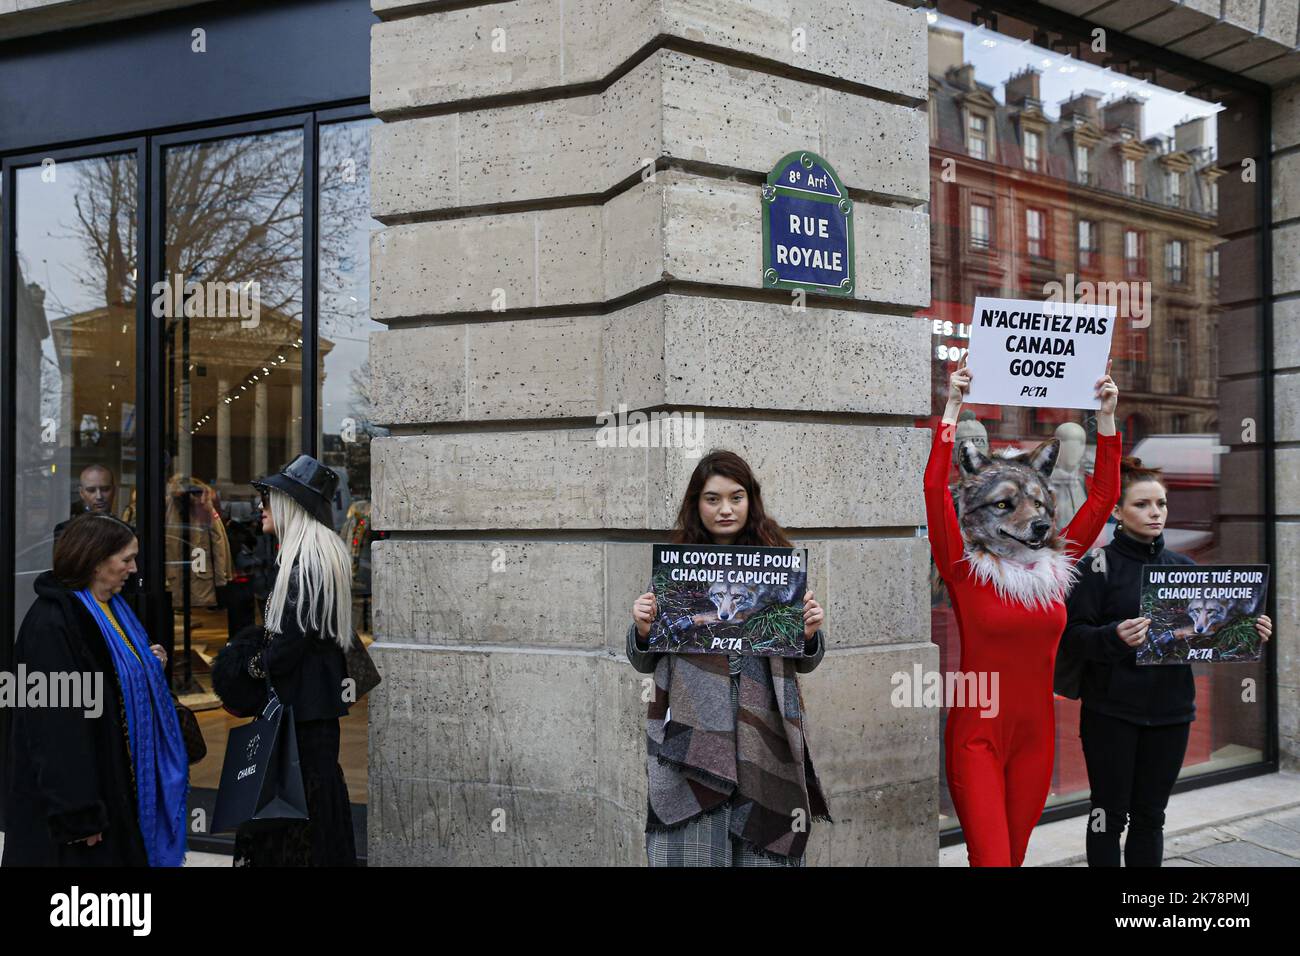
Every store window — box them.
[924,1,1271,832]
[5,108,380,821]
[11,153,139,630]
[317,117,386,644]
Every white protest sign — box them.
[965,296,1116,410]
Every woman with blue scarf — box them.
[3,513,189,867]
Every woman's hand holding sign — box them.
[1256,614,1273,643]
[1095,359,1118,436]
[943,354,972,426]
[803,590,824,640]
[1116,617,1151,648]
[632,591,657,639]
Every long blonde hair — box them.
[265,488,353,650]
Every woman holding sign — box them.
[627,450,829,867]
[1058,458,1272,866]
[926,355,1121,867]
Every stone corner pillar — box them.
[366,0,937,865]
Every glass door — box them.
[5,109,375,848]
[157,124,307,795]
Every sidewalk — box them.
[940,770,1300,866]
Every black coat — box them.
[2,572,149,866]
[1061,527,1197,726]
[261,570,350,723]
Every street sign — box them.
[761,151,854,296]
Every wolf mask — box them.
[955,437,1079,609]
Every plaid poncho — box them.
[645,647,831,859]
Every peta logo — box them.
[709,637,743,651]
[50,886,151,936]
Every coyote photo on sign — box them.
[647,544,809,657]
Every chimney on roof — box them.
[946,63,977,92]
[1175,116,1208,154]
[1060,91,1101,124]
[1004,68,1041,108]
[928,26,964,77]
[1101,96,1144,138]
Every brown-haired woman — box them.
[626,449,829,866]
[1059,457,1272,866]
[2,513,189,867]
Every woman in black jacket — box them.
[1060,456,1272,866]
[3,514,188,867]
[228,455,357,866]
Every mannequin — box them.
[952,411,988,470]
[1051,422,1089,527]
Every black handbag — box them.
[172,694,208,764]
[211,684,308,833]
[346,633,381,701]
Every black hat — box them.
[252,454,338,528]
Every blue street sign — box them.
[761,151,854,296]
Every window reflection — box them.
[162,128,309,797]
[924,6,1268,828]
[318,118,387,645]
[12,154,138,630]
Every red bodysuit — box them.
[924,424,1120,866]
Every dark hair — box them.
[1119,455,1167,505]
[53,513,137,589]
[670,450,792,548]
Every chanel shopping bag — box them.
[212,687,308,833]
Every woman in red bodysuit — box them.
[926,356,1120,866]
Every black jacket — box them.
[2,572,149,866]
[1060,527,1196,726]
[261,569,350,723]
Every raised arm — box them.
[925,356,970,581]
[925,424,965,581]
[1061,361,1120,560]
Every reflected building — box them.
[926,25,1222,449]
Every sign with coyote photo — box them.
[1138,565,1269,665]
[647,544,809,657]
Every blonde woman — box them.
[231,455,356,866]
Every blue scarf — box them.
[75,590,189,867]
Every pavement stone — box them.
[1183,839,1300,867]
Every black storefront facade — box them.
[0,0,380,854]
[0,0,1289,865]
